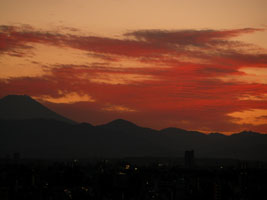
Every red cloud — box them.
[125,28,262,46]
[1,25,264,60]
[1,25,267,133]
[1,63,267,133]
[0,25,169,57]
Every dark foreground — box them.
[0,157,267,200]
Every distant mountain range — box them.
[0,95,266,161]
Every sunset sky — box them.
[1,0,267,134]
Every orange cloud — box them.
[33,92,95,104]
[239,94,267,101]
[218,67,267,84]
[102,105,136,113]
[228,109,267,126]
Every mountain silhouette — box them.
[160,127,205,136]
[0,95,267,161]
[232,130,261,136]
[0,95,75,124]
[102,118,138,128]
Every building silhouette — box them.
[184,150,194,168]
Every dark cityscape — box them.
[1,95,267,199]
[1,151,267,200]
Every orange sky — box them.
[0,0,267,134]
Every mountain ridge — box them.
[1,118,267,160]
[0,94,75,124]
[0,94,265,135]
[1,94,267,160]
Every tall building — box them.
[13,153,21,161]
[184,150,194,168]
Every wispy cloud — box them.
[34,92,95,104]
[102,105,136,113]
